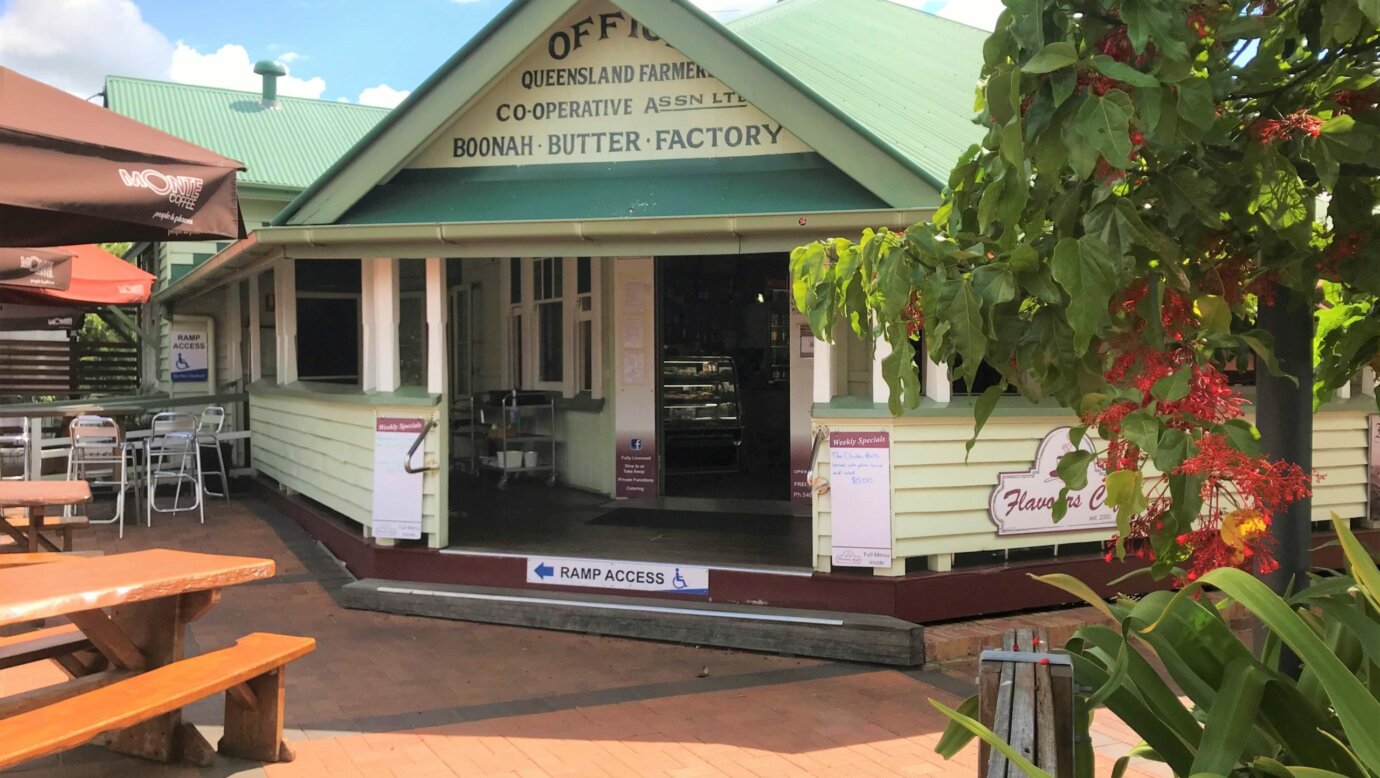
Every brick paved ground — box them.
[2,495,1166,777]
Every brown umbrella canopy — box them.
[0,67,246,246]
[0,247,73,291]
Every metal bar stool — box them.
[66,415,137,538]
[195,406,230,499]
[144,412,203,526]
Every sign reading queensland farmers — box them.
[988,427,1116,536]
[409,0,812,168]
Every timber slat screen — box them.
[0,341,139,400]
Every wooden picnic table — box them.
[0,549,291,767]
[0,480,91,553]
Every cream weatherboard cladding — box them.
[250,389,446,542]
[812,404,1370,572]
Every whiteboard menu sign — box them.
[988,426,1116,536]
[829,431,892,568]
[170,327,208,383]
[408,0,812,169]
[371,417,426,540]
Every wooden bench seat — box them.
[0,512,91,552]
[979,628,1074,778]
[0,624,93,671]
[0,631,315,770]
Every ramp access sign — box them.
[527,556,709,595]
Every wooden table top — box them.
[0,549,274,627]
[0,481,92,508]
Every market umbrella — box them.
[0,66,246,246]
[0,291,82,330]
[0,247,73,291]
[7,244,155,306]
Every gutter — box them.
[154,232,275,304]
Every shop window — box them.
[398,259,427,387]
[296,259,362,384]
[506,257,602,398]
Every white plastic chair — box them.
[196,406,229,499]
[144,412,203,526]
[66,415,137,537]
[0,417,29,481]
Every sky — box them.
[0,0,1002,107]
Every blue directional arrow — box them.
[533,562,554,579]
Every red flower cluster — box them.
[1333,89,1379,116]
[902,289,924,339]
[1077,70,1120,97]
[1087,280,1314,584]
[1251,110,1323,143]
[1315,232,1367,281]
[1187,7,1211,38]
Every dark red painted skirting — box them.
[254,479,1380,624]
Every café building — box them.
[148,0,1375,650]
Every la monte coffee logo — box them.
[988,427,1117,536]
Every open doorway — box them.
[658,254,792,502]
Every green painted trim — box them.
[250,380,441,408]
[339,153,892,224]
[273,0,575,226]
[275,0,943,227]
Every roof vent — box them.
[253,60,287,109]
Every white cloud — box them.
[357,83,410,108]
[0,0,172,96]
[278,51,302,64]
[168,42,326,98]
[930,0,1003,31]
[687,0,777,21]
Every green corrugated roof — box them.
[727,0,988,181]
[104,76,390,190]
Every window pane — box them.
[296,298,359,384]
[510,258,521,304]
[579,319,593,393]
[576,257,591,294]
[538,301,562,383]
[553,258,563,297]
[399,296,426,387]
[510,314,523,386]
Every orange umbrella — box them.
[14,245,154,305]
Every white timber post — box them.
[425,257,446,396]
[367,258,400,393]
[871,338,891,406]
[360,259,377,392]
[273,259,297,385]
[247,273,262,383]
[923,353,951,403]
[1363,367,1376,398]
[813,338,833,404]
[225,282,242,390]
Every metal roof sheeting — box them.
[727,0,989,181]
[104,76,389,190]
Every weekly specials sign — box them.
[409,0,812,168]
[988,427,1117,536]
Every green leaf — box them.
[966,383,1007,459]
[1176,78,1217,130]
[1145,568,1380,769]
[1075,91,1134,169]
[987,67,1021,125]
[1240,330,1298,386]
[1051,237,1119,355]
[1022,41,1078,73]
[1057,449,1095,492]
[929,699,1054,778]
[1000,119,1025,168]
[1120,410,1160,457]
[1032,572,1118,621]
[1196,294,1230,336]
[1160,169,1223,230]
[1105,469,1147,549]
[880,334,922,414]
[978,174,1005,232]
[1009,244,1038,274]
[1332,514,1380,614]
[1152,428,1191,474]
[972,263,1017,312]
[945,278,988,391]
[1150,364,1191,402]
[934,694,979,757]
[1221,419,1263,457]
[1189,659,1268,775]
[1091,55,1160,88]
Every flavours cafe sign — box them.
[408,0,812,168]
[988,427,1117,536]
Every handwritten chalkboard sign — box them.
[829,431,892,568]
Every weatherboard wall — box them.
[811,400,1371,574]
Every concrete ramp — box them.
[341,579,925,666]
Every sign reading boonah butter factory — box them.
[409,0,812,168]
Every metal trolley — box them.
[474,390,556,489]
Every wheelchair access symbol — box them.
[671,568,688,590]
[175,352,191,371]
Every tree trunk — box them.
[1254,283,1313,677]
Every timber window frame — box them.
[503,257,603,399]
